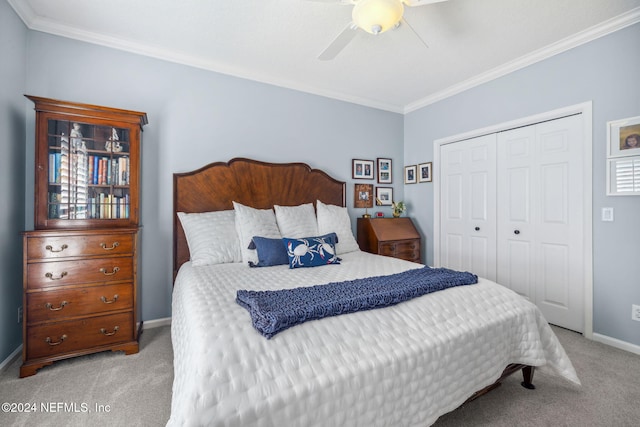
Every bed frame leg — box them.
[521,365,535,390]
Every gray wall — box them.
[21,33,404,329]
[404,23,640,346]
[0,1,27,364]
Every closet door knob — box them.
[474,227,480,231]
[514,230,520,235]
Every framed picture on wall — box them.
[607,115,640,157]
[404,165,417,184]
[377,158,392,184]
[352,159,375,179]
[418,162,432,182]
[354,183,374,208]
[375,187,393,206]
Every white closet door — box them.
[497,114,584,332]
[496,126,536,300]
[440,134,497,281]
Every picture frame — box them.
[607,115,640,158]
[354,183,374,208]
[352,159,375,179]
[404,165,417,184]
[375,187,393,206]
[377,158,392,184]
[418,162,432,183]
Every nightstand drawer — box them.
[27,257,133,289]
[27,284,133,323]
[393,241,420,260]
[26,312,134,360]
[27,233,134,260]
[379,242,397,256]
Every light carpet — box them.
[1,325,639,426]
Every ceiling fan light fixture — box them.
[352,0,404,35]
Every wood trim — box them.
[25,95,148,128]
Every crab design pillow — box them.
[282,233,340,269]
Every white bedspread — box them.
[168,251,579,427]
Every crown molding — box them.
[10,1,638,115]
[8,0,403,113]
[403,6,640,114]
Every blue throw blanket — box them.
[236,266,477,339]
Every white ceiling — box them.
[9,0,640,113]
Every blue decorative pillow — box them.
[282,233,340,269]
[248,236,289,267]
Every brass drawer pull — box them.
[100,326,120,336]
[99,267,120,276]
[45,301,68,311]
[45,271,68,281]
[45,335,67,346]
[100,294,119,304]
[100,242,120,251]
[45,244,68,253]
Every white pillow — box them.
[274,203,318,238]
[233,201,282,265]
[177,210,242,266]
[316,200,360,254]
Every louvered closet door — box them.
[440,134,497,281]
[497,114,584,332]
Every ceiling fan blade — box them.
[318,23,358,61]
[400,17,429,49]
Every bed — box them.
[169,158,579,426]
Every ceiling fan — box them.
[311,0,449,60]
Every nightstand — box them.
[357,217,421,263]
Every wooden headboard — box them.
[173,158,346,279]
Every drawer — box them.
[27,284,133,323]
[26,312,134,360]
[394,241,420,261]
[378,242,397,257]
[378,240,420,262]
[27,233,134,260]
[27,257,133,289]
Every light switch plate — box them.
[601,207,614,222]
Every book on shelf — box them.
[110,158,118,186]
[88,155,94,184]
[48,152,63,184]
[93,156,99,184]
[97,158,104,185]
[84,190,130,219]
[106,159,112,185]
[48,192,61,219]
[48,153,55,183]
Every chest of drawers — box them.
[357,217,422,263]
[21,228,140,377]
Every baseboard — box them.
[143,317,172,329]
[0,345,22,373]
[592,332,640,356]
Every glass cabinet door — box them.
[29,94,146,230]
[47,119,132,220]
